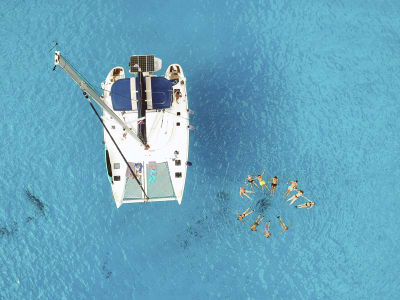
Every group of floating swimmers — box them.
[237,171,315,238]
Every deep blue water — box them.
[1,0,400,299]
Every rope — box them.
[86,97,149,200]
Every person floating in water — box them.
[277,216,289,232]
[256,170,268,193]
[268,176,279,196]
[264,221,271,238]
[287,190,304,205]
[283,180,298,198]
[251,215,264,231]
[245,175,258,190]
[237,206,256,222]
[240,186,255,200]
[295,201,315,209]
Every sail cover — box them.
[111,77,173,111]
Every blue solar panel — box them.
[110,78,132,111]
[110,77,173,111]
[151,77,173,109]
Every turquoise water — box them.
[1,0,400,299]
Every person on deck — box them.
[283,180,298,198]
[268,176,279,196]
[237,206,256,222]
[251,215,264,231]
[264,221,271,238]
[287,190,304,205]
[240,186,255,200]
[277,216,289,232]
[295,201,315,209]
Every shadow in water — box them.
[0,222,18,238]
[177,191,232,250]
[254,198,271,214]
[25,216,34,223]
[25,189,46,216]
[102,253,112,279]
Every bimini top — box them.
[111,77,173,111]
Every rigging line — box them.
[84,94,149,200]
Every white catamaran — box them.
[54,51,191,207]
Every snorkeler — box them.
[264,221,271,238]
[277,216,289,232]
[256,170,269,193]
[245,175,258,190]
[283,180,298,198]
[251,215,264,231]
[237,206,256,222]
[240,186,255,200]
[268,176,279,196]
[286,190,304,205]
[295,201,315,209]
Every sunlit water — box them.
[1,0,399,299]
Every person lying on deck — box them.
[237,206,256,222]
[148,169,157,184]
[240,186,255,200]
[251,215,264,231]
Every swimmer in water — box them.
[268,176,279,196]
[237,206,256,222]
[295,201,315,209]
[257,170,268,193]
[251,215,264,231]
[287,190,304,205]
[277,216,289,232]
[283,180,298,198]
[245,175,258,190]
[264,221,271,238]
[240,186,255,200]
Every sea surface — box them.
[1,0,399,299]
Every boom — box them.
[54,51,145,147]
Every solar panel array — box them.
[130,55,155,73]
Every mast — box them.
[137,71,147,145]
[54,51,146,148]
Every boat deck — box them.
[123,162,176,201]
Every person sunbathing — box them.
[283,180,298,198]
[237,206,255,222]
[295,201,315,209]
[251,215,264,231]
[240,186,255,200]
